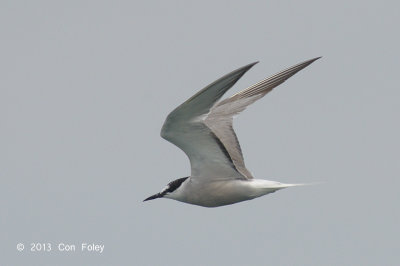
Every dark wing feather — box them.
[206,57,321,179]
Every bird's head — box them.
[143,176,189,202]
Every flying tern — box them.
[144,57,320,207]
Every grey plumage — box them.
[146,57,321,207]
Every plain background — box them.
[1,1,399,265]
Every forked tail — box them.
[275,181,324,188]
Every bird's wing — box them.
[205,57,321,178]
[161,62,257,179]
[161,58,320,180]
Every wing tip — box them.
[249,61,260,66]
[246,57,320,68]
[307,56,322,64]
[245,57,320,72]
[238,61,259,73]
[291,56,322,72]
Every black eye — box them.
[166,177,189,193]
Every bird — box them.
[144,57,321,207]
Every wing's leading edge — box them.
[206,57,321,178]
[161,58,321,179]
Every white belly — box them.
[168,178,283,207]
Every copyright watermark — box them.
[16,242,104,254]
[16,243,24,251]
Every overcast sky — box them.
[2,1,399,265]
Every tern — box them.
[144,57,320,207]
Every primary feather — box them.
[161,57,320,180]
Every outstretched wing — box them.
[206,57,321,178]
[161,58,320,180]
[161,62,257,179]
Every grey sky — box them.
[1,1,399,265]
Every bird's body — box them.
[165,178,298,207]
[144,57,320,207]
